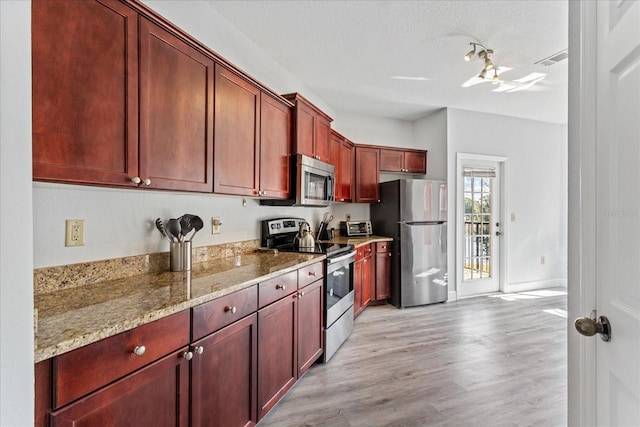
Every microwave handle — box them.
[327,175,335,201]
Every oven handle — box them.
[327,251,355,265]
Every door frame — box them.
[568,0,597,425]
[455,152,508,300]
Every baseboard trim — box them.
[447,290,457,302]
[503,278,567,294]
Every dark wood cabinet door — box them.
[315,116,331,163]
[339,140,354,203]
[191,314,257,427]
[329,132,343,200]
[375,251,391,300]
[297,280,323,377]
[295,101,316,159]
[51,349,189,427]
[214,65,261,196]
[379,149,404,172]
[404,151,427,174]
[355,146,380,203]
[353,258,363,318]
[362,252,373,309]
[257,294,297,420]
[139,18,214,192]
[260,94,292,198]
[32,0,139,186]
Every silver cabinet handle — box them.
[142,178,151,186]
[308,271,316,277]
[297,291,305,299]
[276,284,286,291]
[194,346,204,355]
[225,306,237,314]
[183,351,193,360]
[132,345,146,356]
[131,176,141,184]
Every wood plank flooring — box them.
[259,289,567,427]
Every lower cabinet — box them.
[374,242,391,301]
[354,244,374,318]
[257,292,298,419]
[51,349,190,427]
[191,314,257,427]
[296,279,324,377]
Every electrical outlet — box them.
[211,217,222,234]
[65,219,85,247]
[541,256,545,265]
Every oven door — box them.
[325,251,355,327]
[297,154,335,207]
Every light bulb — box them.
[492,70,500,84]
[478,69,487,79]
[464,49,475,62]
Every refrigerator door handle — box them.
[400,221,446,226]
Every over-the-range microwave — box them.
[261,154,335,207]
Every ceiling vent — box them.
[535,49,568,66]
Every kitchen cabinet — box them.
[296,266,324,377]
[191,314,258,427]
[354,244,374,318]
[190,286,258,427]
[32,0,139,187]
[257,291,298,420]
[283,93,333,163]
[214,65,292,198]
[330,130,355,203]
[49,311,191,426]
[354,146,381,203]
[374,242,391,301]
[380,148,427,174]
[32,1,215,192]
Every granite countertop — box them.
[322,235,393,247]
[34,251,324,363]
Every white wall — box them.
[413,109,448,180]
[1,1,34,425]
[446,108,568,296]
[331,111,414,147]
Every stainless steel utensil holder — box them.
[170,241,192,272]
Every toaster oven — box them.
[339,220,372,237]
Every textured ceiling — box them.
[209,0,568,124]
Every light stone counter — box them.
[320,235,393,248]
[34,251,324,363]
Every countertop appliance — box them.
[260,154,335,207]
[339,220,372,237]
[261,217,355,362]
[370,179,448,308]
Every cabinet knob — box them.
[132,345,146,356]
[276,284,286,291]
[389,253,392,257]
[194,346,204,355]
[131,176,142,184]
[308,271,316,277]
[142,178,151,186]
[182,351,193,361]
[225,306,237,314]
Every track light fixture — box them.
[464,42,498,82]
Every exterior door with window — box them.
[458,160,502,298]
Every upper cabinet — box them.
[354,146,380,203]
[213,65,292,198]
[282,93,333,163]
[139,18,214,192]
[379,148,427,174]
[32,0,140,187]
[33,0,214,192]
[330,130,354,203]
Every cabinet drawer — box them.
[258,271,297,308]
[53,310,190,409]
[191,285,257,341]
[298,261,324,289]
[376,242,390,253]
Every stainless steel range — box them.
[261,218,355,362]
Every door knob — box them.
[496,231,502,236]
[574,313,611,342]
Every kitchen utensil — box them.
[155,218,172,242]
[166,219,182,242]
[187,215,204,241]
[179,214,194,239]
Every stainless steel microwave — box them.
[261,154,335,207]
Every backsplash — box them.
[34,239,260,294]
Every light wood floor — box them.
[259,289,567,427]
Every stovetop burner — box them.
[261,217,353,257]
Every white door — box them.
[456,155,505,298]
[569,1,640,425]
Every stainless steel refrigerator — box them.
[371,179,447,308]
